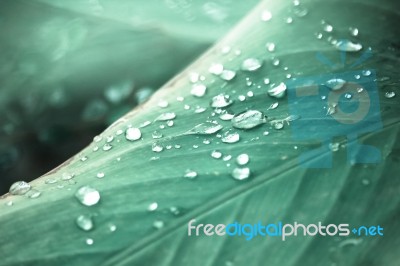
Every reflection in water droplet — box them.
[334,40,362,52]
[75,186,100,206]
[232,167,250,180]
[211,94,233,108]
[232,110,266,129]
[241,58,263,72]
[9,181,31,195]
[26,189,41,199]
[125,128,142,141]
[76,215,94,231]
[268,102,279,110]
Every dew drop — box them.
[189,72,200,83]
[191,84,207,97]
[184,169,198,179]
[238,95,246,101]
[152,130,163,139]
[125,128,141,141]
[96,172,105,178]
[349,27,359,36]
[61,173,75,180]
[76,215,94,231]
[153,220,164,229]
[385,91,396,99]
[102,143,113,151]
[221,130,240,143]
[186,121,223,135]
[109,224,117,232]
[334,40,362,52]
[211,94,233,108]
[148,202,158,211]
[208,63,224,75]
[219,111,235,121]
[231,167,250,180]
[86,238,94,245]
[158,100,169,108]
[266,42,275,52]
[223,155,232,161]
[362,70,371,76]
[9,181,31,195]
[285,17,293,24]
[106,135,114,143]
[220,70,236,81]
[293,5,308,17]
[241,58,263,72]
[329,142,340,152]
[271,120,284,129]
[75,186,100,206]
[261,10,272,21]
[169,206,181,216]
[93,135,102,142]
[152,142,164,152]
[211,150,223,159]
[45,178,58,184]
[264,78,270,85]
[232,110,266,129]
[236,154,250,165]
[156,112,176,121]
[325,78,346,90]
[268,82,287,98]
[26,189,41,199]
[267,102,279,110]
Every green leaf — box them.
[1,0,399,265]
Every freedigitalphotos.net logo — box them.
[286,45,382,168]
[187,219,384,241]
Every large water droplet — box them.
[76,215,94,231]
[231,167,250,180]
[125,128,142,141]
[241,58,263,72]
[221,130,240,143]
[268,82,287,98]
[9,181,31,195]
[191,84,207,97]
[75,186,100,206]
[334,40,362,52]
[232,110,266,129]
[186,121,223,135]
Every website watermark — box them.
[188,219,383,241]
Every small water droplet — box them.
[264,78,270,84]
[261,10,272,21]
[156,112,176,121]
[266,42,275,52]
[334,40,362,52]
[167,120,174,127]
[152,142,164,152]
[231,167,250,180]
[268,82,287,98]
[106,135,114,143]
[272,58,280,66]
[80,156,88,162]
[26,189,41,199]
[96,172,105,178]
[125,128,142,141]
[329,142,340,152]
[186,121,223,135]
[362,70,371,76]
[153,220,164,229]
[344,93,353,99]
[93,135,102,142]
[211,94,233,108]
[211,150,223,159]
[221,130,240,143]
[271,120,284,129]
[221,46,231,54]
[325,78,346,90]
[362,179,370,186]
[232,110,266,129]
[86,238,94,245]
[189,72,200,83]
[268,102,279,110]
[241,58,263,72]
[236,154,250,165]
[140,121,151,128]
[61,173,74,180]
[102,143,113,151]
[45,178,58,184]
[148,202,158,211]
[152,131,163,139]
[223,155,232,161]
[184,169,198,179]
[75,186,100,206]
[385,91,396,98]
[321,21,333,32]
[209,63,224,75]
[285,17,293,24]
[220,70,236,81]
[109,224,117,232]
[9,181,31,195]
[238,95,246,101]
[76,215,94,231]
[158,100,169,108]
[219,111,235,121]
[191,84,207,97]
[169,206,181,216]
[349,27,359,36]
[194,106,207,113]
[5,201,13,206]
[293,4,308,17]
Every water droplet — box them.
[285,115,301,123]
[45,178,58,184]
[186,121,223,135]
[219,111,235,121]
[209,63,224,75]
[211,94,233,108]
[223,155,232,161]
[167,120,174,127]
[86,238,94,245]
[189,72,200,83]
[385,91,396,98]
[80,156,88,162]
[247,91,254,97]
[5,201,13,206]
[362,70,371,76]
[221,130,240,143]
[272,58,280,66]
[152,142,164,152]
[349,27,359,36]
[125,128,142,141]
[158,100,169,108]
[109,224,117,232]
[105,136,113,143]
[264,78,271,85]
[169,206,181,216]
[221,46,231,54]
[268,82,287,98]
[191,84,207,97]
[93,135,102,142]
[96,172,105,178]
[236,154,250,165]
[271,120,284,129]
[102,143,113,151]
[231,167,250,180]
[76,215,94,231]
[175,144,181,149]
[184,169,198,179]
[194,106,207,113]
[26,189,41,199]
[315,32,323,39]
[268,102,279,110]
[238,95,246,101]
[152,131,163,139]
[261,10,272,21]
[285,17,293,24]
[75,186,100,206]
[9,181,31,195]
[334,40,362,52]
[266,42,275,52]
[325,78,346,90]
[61,173,74,181]
[263,131,270,136]
[241,58,263,72]
[329,142,340,152]
[293,5,308,17]
[211,150,223,159]
[232,110,266,129]
[140,121,151,128]
[156,112,176,121]
[148,202,158,211]
[362,179,370,186]
[321,21,333,32]
[344,93,353,99]
[220,70,236,81]
[153,220,164,229]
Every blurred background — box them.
[0,0,259,194]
